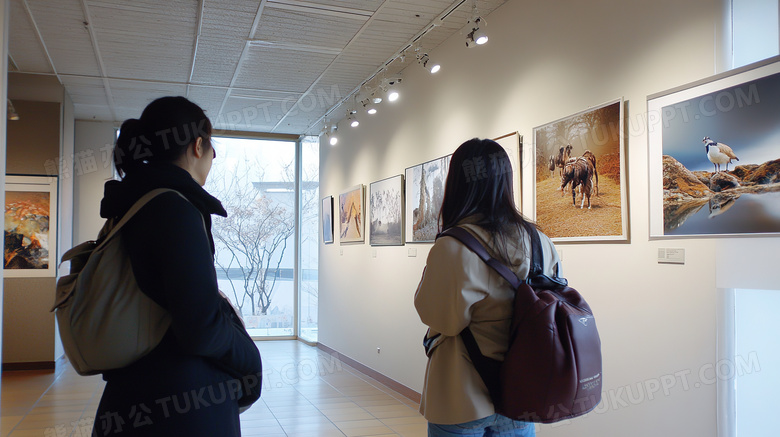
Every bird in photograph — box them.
[703,136,739,172]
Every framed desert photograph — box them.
[338,184,365,244]
[493,132,523,210]
[648,56,780,238]
[369,175,404,246]
[405,155,451,243]
[321,195,334,244]
[533,98,628,242]
[4,175,58,277]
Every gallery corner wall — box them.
[318,0,778,436]
[2,73,74,368]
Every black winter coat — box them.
[93,163,262,437]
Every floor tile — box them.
[1,341,426,437]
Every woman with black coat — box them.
[93,96,262,436]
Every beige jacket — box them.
[414,222,560,425]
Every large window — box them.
[299,136,319,343]
[732,0,779,68]
[206,135,318,339]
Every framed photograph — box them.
[321,196,334,244]
[4,175,58,277]
[533,98,628,242]
[648,56,780,238]
[338,184,365,244]
[405,155,452,243]
[369,175,404,246]
[493,132,524,210]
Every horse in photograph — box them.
[548,155,556,178]
[582,149,599,196]
[560,157,594,209]
[554,144,573,176]
[559,157,577,194]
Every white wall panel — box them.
[319,1,732,436]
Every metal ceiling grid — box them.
[88,1,198,82]
[8,0,54,73]
[26,0,102,77]
[7,0,510,135]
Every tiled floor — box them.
[1,341,427,437]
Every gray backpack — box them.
[51,189,177,375]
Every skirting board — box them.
[317,343,422,404]
[1,354,68,372]
[2,361,55,371]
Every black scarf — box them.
[100,162,227,253]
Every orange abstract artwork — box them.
[4,191,51,269]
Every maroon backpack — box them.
[439,227,602,423]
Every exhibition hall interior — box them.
[1,0,779,436]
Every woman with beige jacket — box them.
[415,138,560,437]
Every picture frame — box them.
[405,154,452,243]
[338,184,365,244]
[369,175,404,246]
[321,195,334,244]
[492,132,524,211]
[4,175,58,277]
[533,98,628,242]
[648,55,780,238]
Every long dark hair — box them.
[439,138,535,260]
[114,96,212,178]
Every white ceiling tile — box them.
[26,0,102,76]
[61,76,108,106]
[254,7,366,50]
[234,45,336,92]
[186,85,229,123]
[73,103,115,121]
[9,0,509,132]
[190,1,259,86]
[88,0,198,82]
[8,0,54,73]
[218,96,289,131]
[268,0,385,14]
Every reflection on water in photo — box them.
[667,191,780,235]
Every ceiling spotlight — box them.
[370,91,383,104]
[361,99,377,115]
[7,99,19,121]
[348,115,359,127]
[324,124,338,146]
[381,77,402,102]
[466,17,488,47]
[418,53,440,74]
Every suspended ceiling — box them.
[7,0,507,135]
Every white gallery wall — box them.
[319,0,778,436]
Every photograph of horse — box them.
[534,100,627,241]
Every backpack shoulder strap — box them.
[436,227,506,403]
[527,227,544,278]
[438,227,522,288]
[95,188,183,251]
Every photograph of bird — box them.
[703,136,739,172]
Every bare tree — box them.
[206,148,321,318]
[207,158,294,316]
